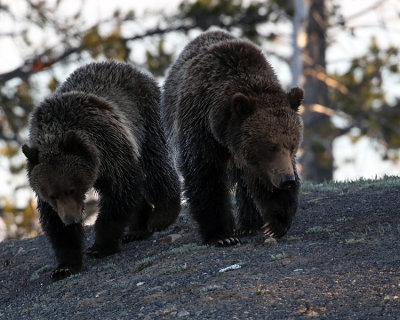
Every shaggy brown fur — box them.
[161,30,303,245]
[23,61,181,281]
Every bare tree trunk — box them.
[299,0,334,182]
[290,0,308,87]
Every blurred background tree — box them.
[0,0,399,240]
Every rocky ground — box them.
[1,178,399,319]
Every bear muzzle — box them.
[279,174,296,190]
[56,199,83,226]
[59,215,81,226]
[267,152,295,190]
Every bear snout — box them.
[56,199,82,226]
[60,216,81,226]
[279,174,296,190]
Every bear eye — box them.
[66,188,76,196]
[269,145,279,153]
[49,195,57,201]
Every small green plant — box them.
[134,257,155,272]
[301,176,400,193]
[133,243,209,274]
[102,262,116,270]
[270,252,289,261]
[377,223,392,235]
[336,216,354,222]
[306,224,340,237]
[167,243,208,255]
[345,238,366,245]
[287,235,302,241]
[306,225,334,234]
[29,264,54,281]
[159,263,188,275]
[111,280,129,289]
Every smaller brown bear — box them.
[161,30,303,245]
[22,61,181,281]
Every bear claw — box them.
[261,220,290,238]
[262,222,276,237]
[50,262,82,281]
[265,230,275,237]
[216,237,240,246]
[234,229,256,237]
[261,222,270,230]
[51,267,73,282]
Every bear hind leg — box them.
[86,195,131,258]
[146,195,181,233]
[139,131,182,233]
[122,200,154,242]
[86,217,126,258]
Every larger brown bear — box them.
[161,30,303,245]
[22,61,181,281]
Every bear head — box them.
[22,131,100,225]
[217,86,304,189]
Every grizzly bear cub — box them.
[23,61,181,281]
[161,30,303,245]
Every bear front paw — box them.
[261,221,289,238]
[85,244,120,259]
[51,264,81,282]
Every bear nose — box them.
[279,175,296,189]
[61,216,81,226]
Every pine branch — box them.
[0,9,270,84]
[0,23,196,83]
[303,68,348,95]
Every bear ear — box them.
[22,144,39,166]
[287,87,304,111]
[231,93,254,118]
[59,131,93,161]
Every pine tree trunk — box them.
[299,0,334,182]
[290,0,308,87]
